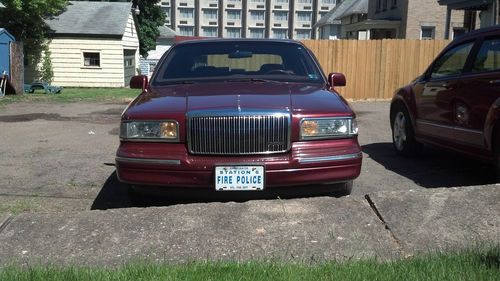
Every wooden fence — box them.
[301,39,451,100]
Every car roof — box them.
[173,38,304,47]
[453,24,500,43]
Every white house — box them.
[31,1,140,87]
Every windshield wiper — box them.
[226,78,284,83]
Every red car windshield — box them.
[152,41,325,85]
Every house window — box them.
[272,29,288,39]
[83,52,100,67]
[203,9,218,20]
[227,10,241,20]
[179,26,194,36]
[453,28,466,39]
[249,28,265,38]
[376,0,382,12]
[226,28,241,38]
[202,27,218,37]
[179,8,195,19]
[420,26,435,40]
[391,0,398,8]
[297,11,312,21]
[274,11,288,21]
[250,10,265,20]
[382,0,388,10]
[295,30,311,39]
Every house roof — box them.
[437,0,495,10]
[45,1,132,38]
[0,28,15,41]
[158,26,177,38]
[314,0,368,28]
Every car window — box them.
[472,37,500,73]
[153,42,324,85]
[430,42,474,79]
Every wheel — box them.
[494,132,500,182]
[391,104,422,156]
[325,181,353,197]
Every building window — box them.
[83,52,100,67]
[179,26,194,36]
[179,8,194,19]
[249,28,265,38]
[226,28,241,38]
[272,29,288,39]
[452,28,466,39]
[203,9,217,20]
[227,10,241,20]
[322,0,335,3]
[391,0,398,8]
[274,11,288,21]
[420,26,435,40]
[296,11,312,21]
[250,10,265,20]
[295,30,311,39]
[376,0,382,12]
[297,0,312,3]
[202,27,218,37]
[251,0,265,2]
[276,0,288,3]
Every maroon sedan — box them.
[116,39,362,196]
[390,26,500,176]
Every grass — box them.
[0,247,498,281]
[0,88,140,106]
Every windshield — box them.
[152,41,325,85]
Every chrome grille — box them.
[188,111,291,155]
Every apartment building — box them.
[159,0,338,39]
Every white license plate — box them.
[215,166,265,191]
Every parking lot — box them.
[0,100,498,265]
[0,100,497,211]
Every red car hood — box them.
[124,82,352,119]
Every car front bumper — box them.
[116,138,362,188]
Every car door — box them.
[414,41,476,144]
[455,36,500,149]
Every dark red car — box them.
[116,39,362,196]
[390,26,500,175]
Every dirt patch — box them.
[0,113,72,123]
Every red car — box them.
[390,26,500,176]
[116,39,362,196]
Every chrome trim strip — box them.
[115,157,181,165]
[416,120,483,135]
[298,152,362,164]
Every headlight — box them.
[300,117,358,140]
[120,121,179,141]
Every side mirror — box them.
[130,75,148,91]
[328,72,346,89]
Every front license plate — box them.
[215,166,264,191]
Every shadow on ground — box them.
[362,142,497,188]
[91,172,347,210]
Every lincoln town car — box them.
[116,39,362,196]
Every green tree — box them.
[0,0,68,65]
[132,0,165,57]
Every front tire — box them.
[391,104,422,156]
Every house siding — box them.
[122,14,140,69]
[406,0,464,39]
[48,38,125,87]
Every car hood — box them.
[124,82,352,119]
